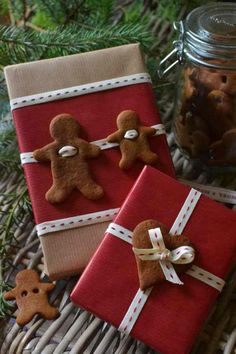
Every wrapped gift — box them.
[71,166,236,354]
[4,44,174,279]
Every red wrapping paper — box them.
[71,166,236,354]
[4,44,175,278]
[13,83,174,224]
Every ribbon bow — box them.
[133,227,195,285]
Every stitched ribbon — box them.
[133,227,195,285]
[10,73,152,110]
[106,188,226,335]
[20,123,166,165]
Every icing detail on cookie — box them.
[124,129,139,140]
[58,145,78,157]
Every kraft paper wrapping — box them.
[4,43,145,99]
[43,222,110,280]
[4,43,147,279]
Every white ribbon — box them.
[133,227,195,285]
[20,123,166,165]
[106,188,226,335]
[10,73,152,110]
[37,208,120,236]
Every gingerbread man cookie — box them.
[4,269,59,325]
[192,66,236,96]
[33,114,104,203]
[132,220,194,290]
[210,128,236,165]
[106,110,158,170]
[207,90,234,139]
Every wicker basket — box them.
[1,2,236,353]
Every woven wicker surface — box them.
[1,3,236,353]
[1,101,236,354]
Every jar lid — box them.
[158,2,236,76]
[185,2,236,46]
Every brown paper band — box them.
[4,44,146,99]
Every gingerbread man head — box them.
[50,114,81,142]
[15,268,40,285]
[116,110,139,131]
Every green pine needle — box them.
[0,23,152,67]
[0,187,32,318]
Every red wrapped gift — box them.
[71,166,236,354]
[4,44,174,279]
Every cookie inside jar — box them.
[160,3,236,167]
[174,63,236,165]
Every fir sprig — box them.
[0,187,32,318]
[0,281,14,318]
[0,23,152,67]
[0,114,20,175]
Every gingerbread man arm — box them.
[40,283,55,292]
[140,126,156,136]
[106,130,124,143]
[77,139,101,158]
[33,142,55,162]
[4,288,16,301]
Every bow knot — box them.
[158,248,171,261]
[133,227,195,285]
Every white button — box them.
[58,145,78,157]
[124,129,139,140]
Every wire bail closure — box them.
[157,21,185,79]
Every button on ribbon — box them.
[58,145,78,157]
[124,129,139,140]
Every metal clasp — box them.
[157,21,185,78]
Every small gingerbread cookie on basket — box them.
[4,269,59,325]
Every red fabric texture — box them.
[13,83,175,224]
[71,166,236,354]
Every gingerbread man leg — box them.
[138,149,158,165]
[119,147,137,169]
[46,183,73,203]
[39,304,59,320]
[16,309,35,326]
[77,179,104,200]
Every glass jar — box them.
[160,3,236,169]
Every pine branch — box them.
[0,83,8,100]
[0,23,152,66]
[0,187,32,318]
[34,0,89,26]
[6,0,29,26]
[84,0,115,26]
[0,280,13,318]
[0,112,21,176]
